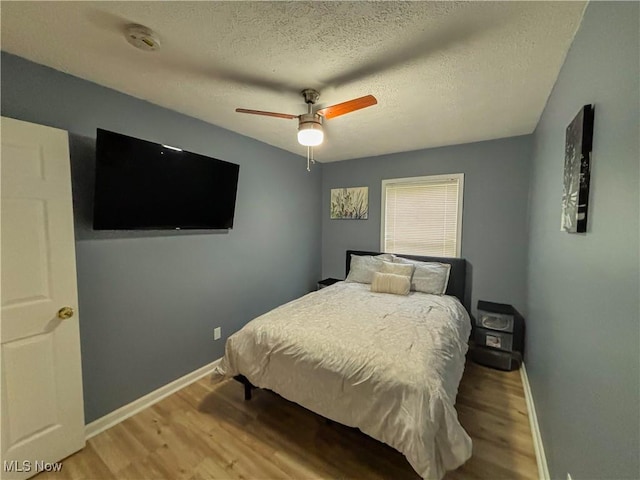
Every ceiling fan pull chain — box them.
[307,146,311,172]
[311,146,315,164]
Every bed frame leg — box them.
[234,375,254,401]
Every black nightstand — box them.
[317,278,341,290]
[471,300,525,371]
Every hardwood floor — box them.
[37,361,538,480]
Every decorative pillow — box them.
[371,272,411,295]
[380,260,414,278]
[393,257,451,295]
[345,254,394,284]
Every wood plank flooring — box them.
[37,361,538,479]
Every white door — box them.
[1,117,85,479]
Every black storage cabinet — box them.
[471,300,525,371]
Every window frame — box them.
[380,173,465,258]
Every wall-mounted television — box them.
[93,129,239,230]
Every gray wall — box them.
[526,2,639,479]
[1,52,322,423]
[321,135,532,317]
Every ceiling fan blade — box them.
[317,95,377,120]
[235,108,298,120]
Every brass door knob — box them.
[57,306,74,320]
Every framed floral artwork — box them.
[330,187,368,219]
[561,104,594,233]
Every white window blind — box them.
[382,174,463,257]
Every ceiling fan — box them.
[236,89,377,170]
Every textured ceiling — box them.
[1,1,586,162]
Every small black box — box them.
[317,278,341,290]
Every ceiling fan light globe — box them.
[297,126,324,146]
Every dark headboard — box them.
[346,250,468,308]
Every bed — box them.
[212,250,472,479]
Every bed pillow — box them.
[345,254,394,284]
[393,257,451,295]
[371,272,411,295]
[380,260,414,278]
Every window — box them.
[381,174,464,257]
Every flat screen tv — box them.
[93,129,239,230]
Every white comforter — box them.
[212,282,472,479]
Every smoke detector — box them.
[125,24,161,52]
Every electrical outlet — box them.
[214,327,221,340]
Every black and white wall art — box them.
[561,104,595,233]
[330,186,368,219]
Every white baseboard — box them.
[85,358,221,440]
[520,362,550,480]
